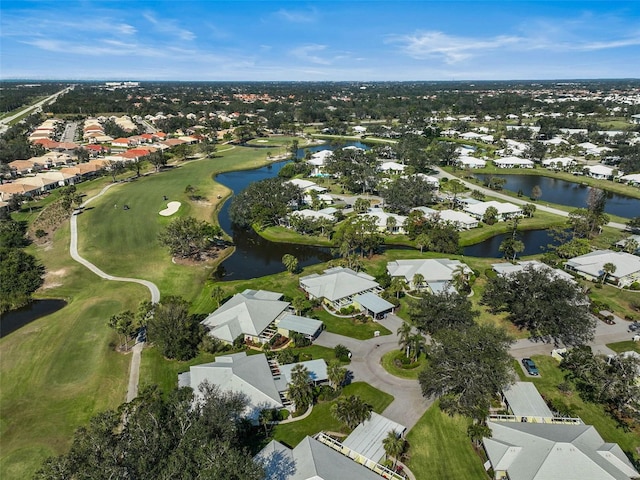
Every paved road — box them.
[315,310,637,430]
[316,314,430,431]
[434,166,628,230]
[0,86,72,129]
[69,182,160,402]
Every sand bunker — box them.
[159,201,181,216]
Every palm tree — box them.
[408,333,426,362]
[623,238,639,254]
[292,296,306,315]
[282,254,299,274]
[330,395,372,430]
[382,431,406,469]
[287,364,313,412]
[412,273,425,291]
[327,360,347,390]
[415,233,430,253]
[389,277,407,299]
[467,422,492,448]
[397,322,412,358]
[601,262,616,285]
[451,264,470,294]
[210,285,224,308]
[386,215,397,234]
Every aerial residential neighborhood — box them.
[2,1,640,480]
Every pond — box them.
[463,229,560,258]
[0,299,67,338]
[215,141,369,281]
[473,174,640,218]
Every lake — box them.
[462,229,560,258]
[474,174,640,218]
[214,141,369,280]
[0,299,67,338]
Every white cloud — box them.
[274,8,318,23]
[143,12,195,41]
[388,31,523,63]
[290,44,331,65]
[116,23,137,35]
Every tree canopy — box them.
[229,177,302,229]
[381,176,437,215]
[419,324,514,420]
[35,385,264,480]
[146,297,203,360]
[158,216,222,260]
[482,266,595,346]
[409,290,479,335]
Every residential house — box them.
[492,260,575,283]
[179,353,328,421]
[387,258,472,293]
[436,209,479,230]
[307,149,333,176]
[619,173,640,187]
[276,315,324,341]
[9,159,43,175]
[112,137,138,148]
[457,156,486,168]
[359,210,407,234]
[493,157,534,169]
[256,436,385,480]
[201,289,291,345]
[38,170,78,187]
[14,176,59,194]
[0,182,39,202]
[565,250,640,287]
[483,421,638,480]
[288,208,337,224]
[542,157,575,169]
[584,164,619,180]
[615,235,640,254]
[463,200,522,221]
[342,412,406,463]
[300,267,383,311]
[378,161,406,174]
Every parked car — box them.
[521,358,539,376]
[628,322,640,332]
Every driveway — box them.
[316,314,431,430]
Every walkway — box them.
[434,166,628,230]
[69,182,160,403]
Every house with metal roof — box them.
[300,267,383,311]
[483,421,639,480]
[276,314,324,340]
[179,353,328,422]
[256,436,385,480]
[352,292,395,319]
[387,258,472,293]
[492,260,575,283]
[342,412,406,463]
[201,289,291,345]
[501,382,555,423]
[464,200,523,222]
[565,250,640,287]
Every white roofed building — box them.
[300,267,383,311]
[493,157,534,169]
[457,156,486,168]
[463,200,523,221]
[565,250,640,287]
[387,258,472,293]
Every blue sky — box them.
[2,1,639,81]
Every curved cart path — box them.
[69,183,160,402]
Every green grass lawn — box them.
[312,309,391,339]
[0,222,145,479]
[380,350,426,379]
[518,355,640,465]
[606,340,640,354]
[406,402,487,480]
[272,382,393,448]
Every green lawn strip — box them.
[518,355,640,464]
[0,217,150,479]
[458,210,566,246]
[257,225,333,246]
[312,308,391,339]
[292,344,351,365]
[588,283,640,322]
[606,341,640,354]
[272,382,393,448]
[405,401,487,480]
[380,350,425,379]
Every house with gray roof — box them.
[501,382,555,423]
[178,352,284,421]
[386,258,472,293]
[492,260,575,283]
[483,421,639,480]
[300,267,383,310]
[342,412,406,463]
[463,200,523,222]
[201,289,291,344]
[256,436,384,480]
[565,250,640,287]
[276,314,324,341]
[179,353,328,422]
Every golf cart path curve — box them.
[69,182,160,403]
